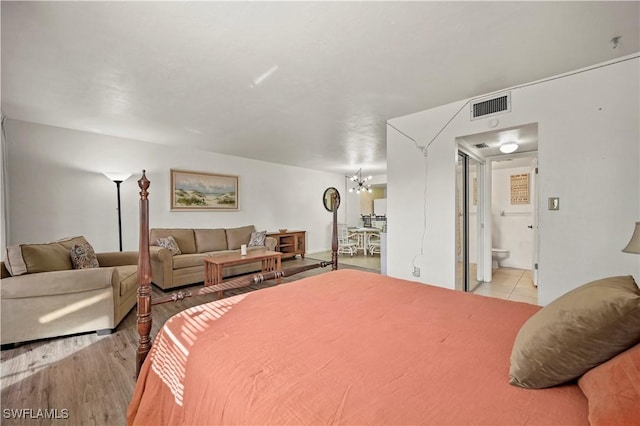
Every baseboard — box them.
[499,262,531,270]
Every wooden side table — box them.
[266,230,306,259]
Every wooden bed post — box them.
[136,171,152,377]
[331,192,338,271]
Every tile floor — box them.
[309,252,537,305]
[308,250,381,271]
[472,267,538,305]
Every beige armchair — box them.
[1,247,138,346]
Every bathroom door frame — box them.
[531,157,539,287]
[456,146,487,291]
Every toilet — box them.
[491,248,510,269]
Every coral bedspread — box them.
[127,269,588,425]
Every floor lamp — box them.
[622,222,640,255]
[104,172,132,251]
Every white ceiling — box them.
[2,1,638,175]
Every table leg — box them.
[204,262,213,286]
[214,265,224,298]
[261,257,282,284]
[362,232,369,256]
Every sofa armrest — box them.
[265,236,277,252]
[149,246,172,262]
[96,251,138,267]
[149,246,173,288]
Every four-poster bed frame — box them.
[134,172,340,375]
[128,171,598,425]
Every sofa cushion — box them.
[226,225,255,250]
[509,275,640,389]
[71,242,100,269]
[150,229,196,254]
[248,230,267,247]
[157,236,182,256]
[1,267,114,299]
[172,253,207,270]
[9,236,88,274]
[195,229,227,253]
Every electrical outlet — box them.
[412,266,420,277]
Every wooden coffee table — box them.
[203,249,282,297]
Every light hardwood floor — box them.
[0,258,369,426]
[308,250,381,271]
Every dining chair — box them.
[337,224,358,256]
[368,232,382,256]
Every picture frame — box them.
[170,169,239,211]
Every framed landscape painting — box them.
[171,169,238,211]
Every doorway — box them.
[489,156,538,277]
[456,151,483,292]
[456,122,539,301]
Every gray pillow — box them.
[248,231,267,247]
[70,242,100,269]
[156,236,182,256]
[509,275,640,389]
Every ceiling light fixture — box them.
[348,169,372,194]
[499,141,519,154]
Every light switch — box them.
[548,197,560,210]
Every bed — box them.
[127,173,640,425]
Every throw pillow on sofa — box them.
[157,236,182,255]
[4,236,88,275]
[248,231,267,247]
[70,242,100,269]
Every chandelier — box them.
[348,169,372,194]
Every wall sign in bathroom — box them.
[510,173,530,205]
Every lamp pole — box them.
[104,172,132,252]
[114,180,124,252]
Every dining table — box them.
[348,227,382,256]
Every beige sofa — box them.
[1,236,138,346]
[149,225,277,290]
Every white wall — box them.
[491,163,534,269]
[3,119,344,254]
[342,186,361,226]
[387,54,640,305]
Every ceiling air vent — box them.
[470,92,511,120]
[474,143,490,149]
